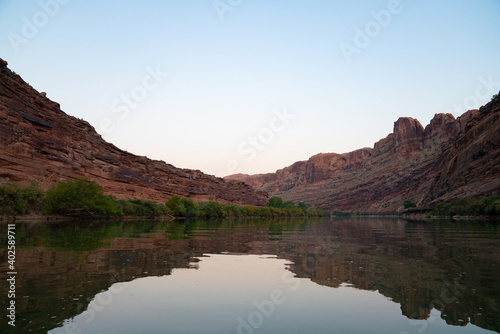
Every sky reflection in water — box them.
[0,218,498,334]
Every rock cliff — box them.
[227,99,500,212]
[0,59,267,206]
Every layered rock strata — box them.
[0,59,267,206]
[227,98,500,211]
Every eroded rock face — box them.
[393,117,425,154]
[423,113,456,145]
[0,59,267,206]
[227,98,500,212]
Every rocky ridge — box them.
[0,59,267,206]
[227,97,500,212]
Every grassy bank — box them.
[0,179,327,219]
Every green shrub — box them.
[0,182,43,215]
[225,204,243,218]
[115,199,168,216]
[166,196,200,217]
[166,195,184,216]
[307,209,327,217]
[242,206,256,216]
[466,198,487,216]
[283,207,305,216]
[42,178,120,215]
[432,196,500,216]
[180,198,200,218]
[403,200,416,209]
[267,196,283,208]
[118,199,168,217]
[117,200,137,215]
[432,202,452,216]
[198,201,224,218]
[254,206,271,216]
[144,200,165,215]
[485,199,500,215]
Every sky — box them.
[1,0,499,177]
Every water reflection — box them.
[0,218,498,333]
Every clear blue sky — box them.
[1,0,499,176]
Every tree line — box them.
[0,179,327,218]
[431,196,500,217]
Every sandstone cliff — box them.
[227,98,500,212]
[0,59,267,206]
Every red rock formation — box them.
[428,103,500,203]
[423,113,456,145]
[227,99,500,212]
[393,117,425,153]
[0,59,267,206]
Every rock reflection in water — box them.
[0,218,498,333]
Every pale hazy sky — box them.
[1,1,499,176]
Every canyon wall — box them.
[227,97,500,212]
[0,58,267,206]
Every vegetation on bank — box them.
[164,195,327,218]
[403,200,417,209]
[43,178,120,215]
[431,196,500,217]
[4,180,499,219]
[0,183,43,215]
[0,179,327,218]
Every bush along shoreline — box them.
[430,196,500,218]
[0,179,328,220]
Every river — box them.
[1,217,499,334]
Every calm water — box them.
[1,218,499,334]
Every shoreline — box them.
[2,213,498,224]
[0,214,176,223]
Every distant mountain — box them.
[226,96,500,212]
[0,58,267,206]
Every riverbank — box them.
[0,180,328,221]
[0,214,176,223]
